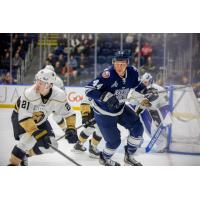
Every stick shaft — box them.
[49,144,82,166]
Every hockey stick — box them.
[49,143,82,166]
[56,118,95,142]
[145,124,169,153]
[145,87,186,153]
[128,85,190,102]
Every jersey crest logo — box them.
[32,111,45,123]
[111,81,118,88]
[102,70,110,79]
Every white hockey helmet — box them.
[45,65,55,72]
[141,73,153,85]
[35,68,56,84]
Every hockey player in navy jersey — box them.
[85,50,159,166]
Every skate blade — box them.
[89,153,99,159]
[124,162,131,166]
[124,160,143,166]
[71,149,86,154]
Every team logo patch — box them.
[102,70,110,78]
[111,81,118,88]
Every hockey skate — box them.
[8,155,28,166]
[20,156,28,166]
[72,141,87,152]
[89,139,100,158]
[124,146,142,166]
[99,152,121,166]
[124,153,142,166]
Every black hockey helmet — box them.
[112,50,130,64]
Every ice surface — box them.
[1,109,200,166]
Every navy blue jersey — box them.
[85,65,147,116]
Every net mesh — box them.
[169,86,200,154]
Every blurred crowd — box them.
[45,33,96,83]
[0,33,200,99]
[0,33,38,84]
[44,33,155,84]
[43,33,200,98]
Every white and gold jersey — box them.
[17,84,75,126]
[128,83,167,108]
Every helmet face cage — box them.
[141,73,153,85]
[112,50,129,64]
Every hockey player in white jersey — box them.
[129,73,168,122]
[128,73,169,152]
[73,96,102,158]
[8,68,78,166]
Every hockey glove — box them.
[100,92,120,110]
[82,115,96,128]
[140,98,152,107]
[136,98,152,116]
[32,129,51,149]
[65,128,78,143]
[144,88,159,102]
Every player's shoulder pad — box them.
[23,85,40,102]
[152,83,165,92]
[100,66,114,79]
[101,70,110,79]
[51,86,68,103]
[128,65,139,73]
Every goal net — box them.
[167,86,200,155]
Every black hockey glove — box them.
[40,136,52,149]
[82,115,96,128]
[144,88,159,102]
[100,92,120,110]
[65,128,78,144]
[32,129,51,149]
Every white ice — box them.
[1,108,200,166]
